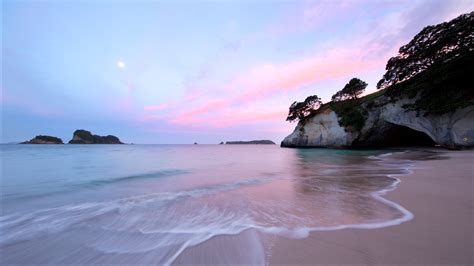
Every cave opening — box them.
[378,123,437,147]
[353,123,438,148]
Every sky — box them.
[1,0,472,144]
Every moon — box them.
[117,61,126,68]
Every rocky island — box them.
[282,12,473,150]
[68,129,123,144]
[20,135,64,144]
[225,140,275,145]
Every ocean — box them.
[0,144,432,264]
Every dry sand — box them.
[175,151,473,265]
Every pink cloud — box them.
[139,1,468,131]
[143,104,169,111]
[169,100,228,124]
[231,48,386,103]
[166,44,389,128]
[171,108,287,127]
[211,110,287,128]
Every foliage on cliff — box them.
[377,12,473,90]
[380,11,474,115]
[286,95,322,123]
[329,100,367,131]
[332,78,367,102]
[384,52,474,115]
[329,78,369,131]
[286,12,473,131]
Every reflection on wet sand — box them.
[1,146,447,264]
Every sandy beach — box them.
[175,150,474,265]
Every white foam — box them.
[0,153,418,265]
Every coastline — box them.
[174,150,473,265]
[266,150,474,264]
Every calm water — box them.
[1,144,422,264]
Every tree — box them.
[286,95,322,122]
[377,11,473,90]
[331,78,368,102]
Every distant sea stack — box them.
[20,135,64,144]
[225,140,275,145]
[68,129,123,144]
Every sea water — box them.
[0,144,434,264]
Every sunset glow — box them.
[2,0,472,143]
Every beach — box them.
[175,150,474,265]
[1,146,472,264]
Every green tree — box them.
[377,12,473,89]
[331,78,368,102]
[286,95,322,122]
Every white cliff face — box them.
[378,100,474,147]
[281,98,474,149]
[281,109,357,147]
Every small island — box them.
[225,140,275,145]
[20,135,64,144]
[68,129,123,144]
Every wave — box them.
[0,152,418,265]
[78,169,189,188]
[0,178,266,244]
[2,169,189,201]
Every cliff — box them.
[68,130,123,144]
[226,140,275,145]
[20,135,64,144]
[282,12,474,150]
[282,56,474,149]
[281,97,474,149]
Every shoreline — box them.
[174,150,473,265]
[264,150,474,264]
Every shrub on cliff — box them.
[331,78,368,102]
[328,78,368,131]
[377,12,473,90]
[379,11,474,115]
[329,100,367,131]
[286,95,322,123]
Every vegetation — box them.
[286,95,322,123]
[331,78,367,102]
[379,11,474,115]
[69,129,123,144]
[377,12,473,90]
[35,135,63,143]
[384,53,474,115]
[328,78,369,131]
[329,100,367,131]
[286,12,473,130]
[20,135,64,144]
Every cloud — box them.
[143,104,169,111]
[142,0,472,130]
[172,107,287,128]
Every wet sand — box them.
[174,150,473,265]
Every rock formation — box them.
[21,135,64,144]
[281,97,474,149]
[282,12,474,150]
[68,130,123,144]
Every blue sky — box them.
[2,0,472,143]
